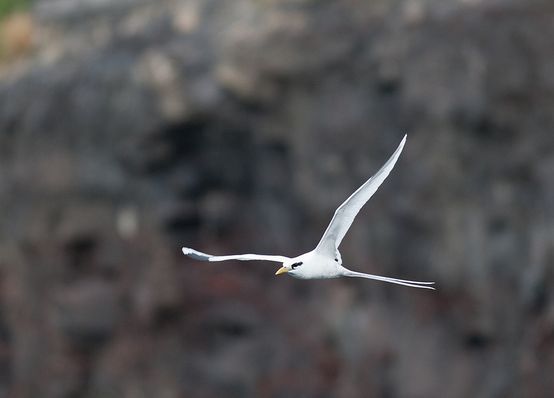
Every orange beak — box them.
[275,266,289,276]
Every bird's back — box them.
[289,251,343,279]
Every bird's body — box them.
[283,251,342,280]
[182,135,435,290]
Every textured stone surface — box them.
[1,0,554,397]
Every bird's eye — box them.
[291,262,303,269]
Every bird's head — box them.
[275,259,303,276]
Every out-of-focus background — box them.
[0,0,553,397]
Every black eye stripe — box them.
[291,262,303,269]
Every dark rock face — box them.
[1,0,554,397]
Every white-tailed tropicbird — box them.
[182,135,435,290]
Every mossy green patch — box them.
[0,0,30,20]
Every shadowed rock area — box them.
[1,0,554,397]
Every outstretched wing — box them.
[182,247,289,263]
[342,269,435,290]
[315,135,406,258]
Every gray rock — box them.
[1,0,554,397]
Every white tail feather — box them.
[341,269,435,290]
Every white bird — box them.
[182,135,435,290]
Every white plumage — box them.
[182,135,435,290]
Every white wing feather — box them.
[315,135,406,258]
[182,247,289,263]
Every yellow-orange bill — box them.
[275,266,288,275]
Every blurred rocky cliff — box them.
[1,0,554,397]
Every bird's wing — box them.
[182,247,289,263]
[314,135,406,258]
[342,269,435,290]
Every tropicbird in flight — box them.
[182,135,435,290]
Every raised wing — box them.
[315,135,406,258]
[342,269,435,290]
[182,247,289,263]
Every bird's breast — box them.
[291,253,342,279]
